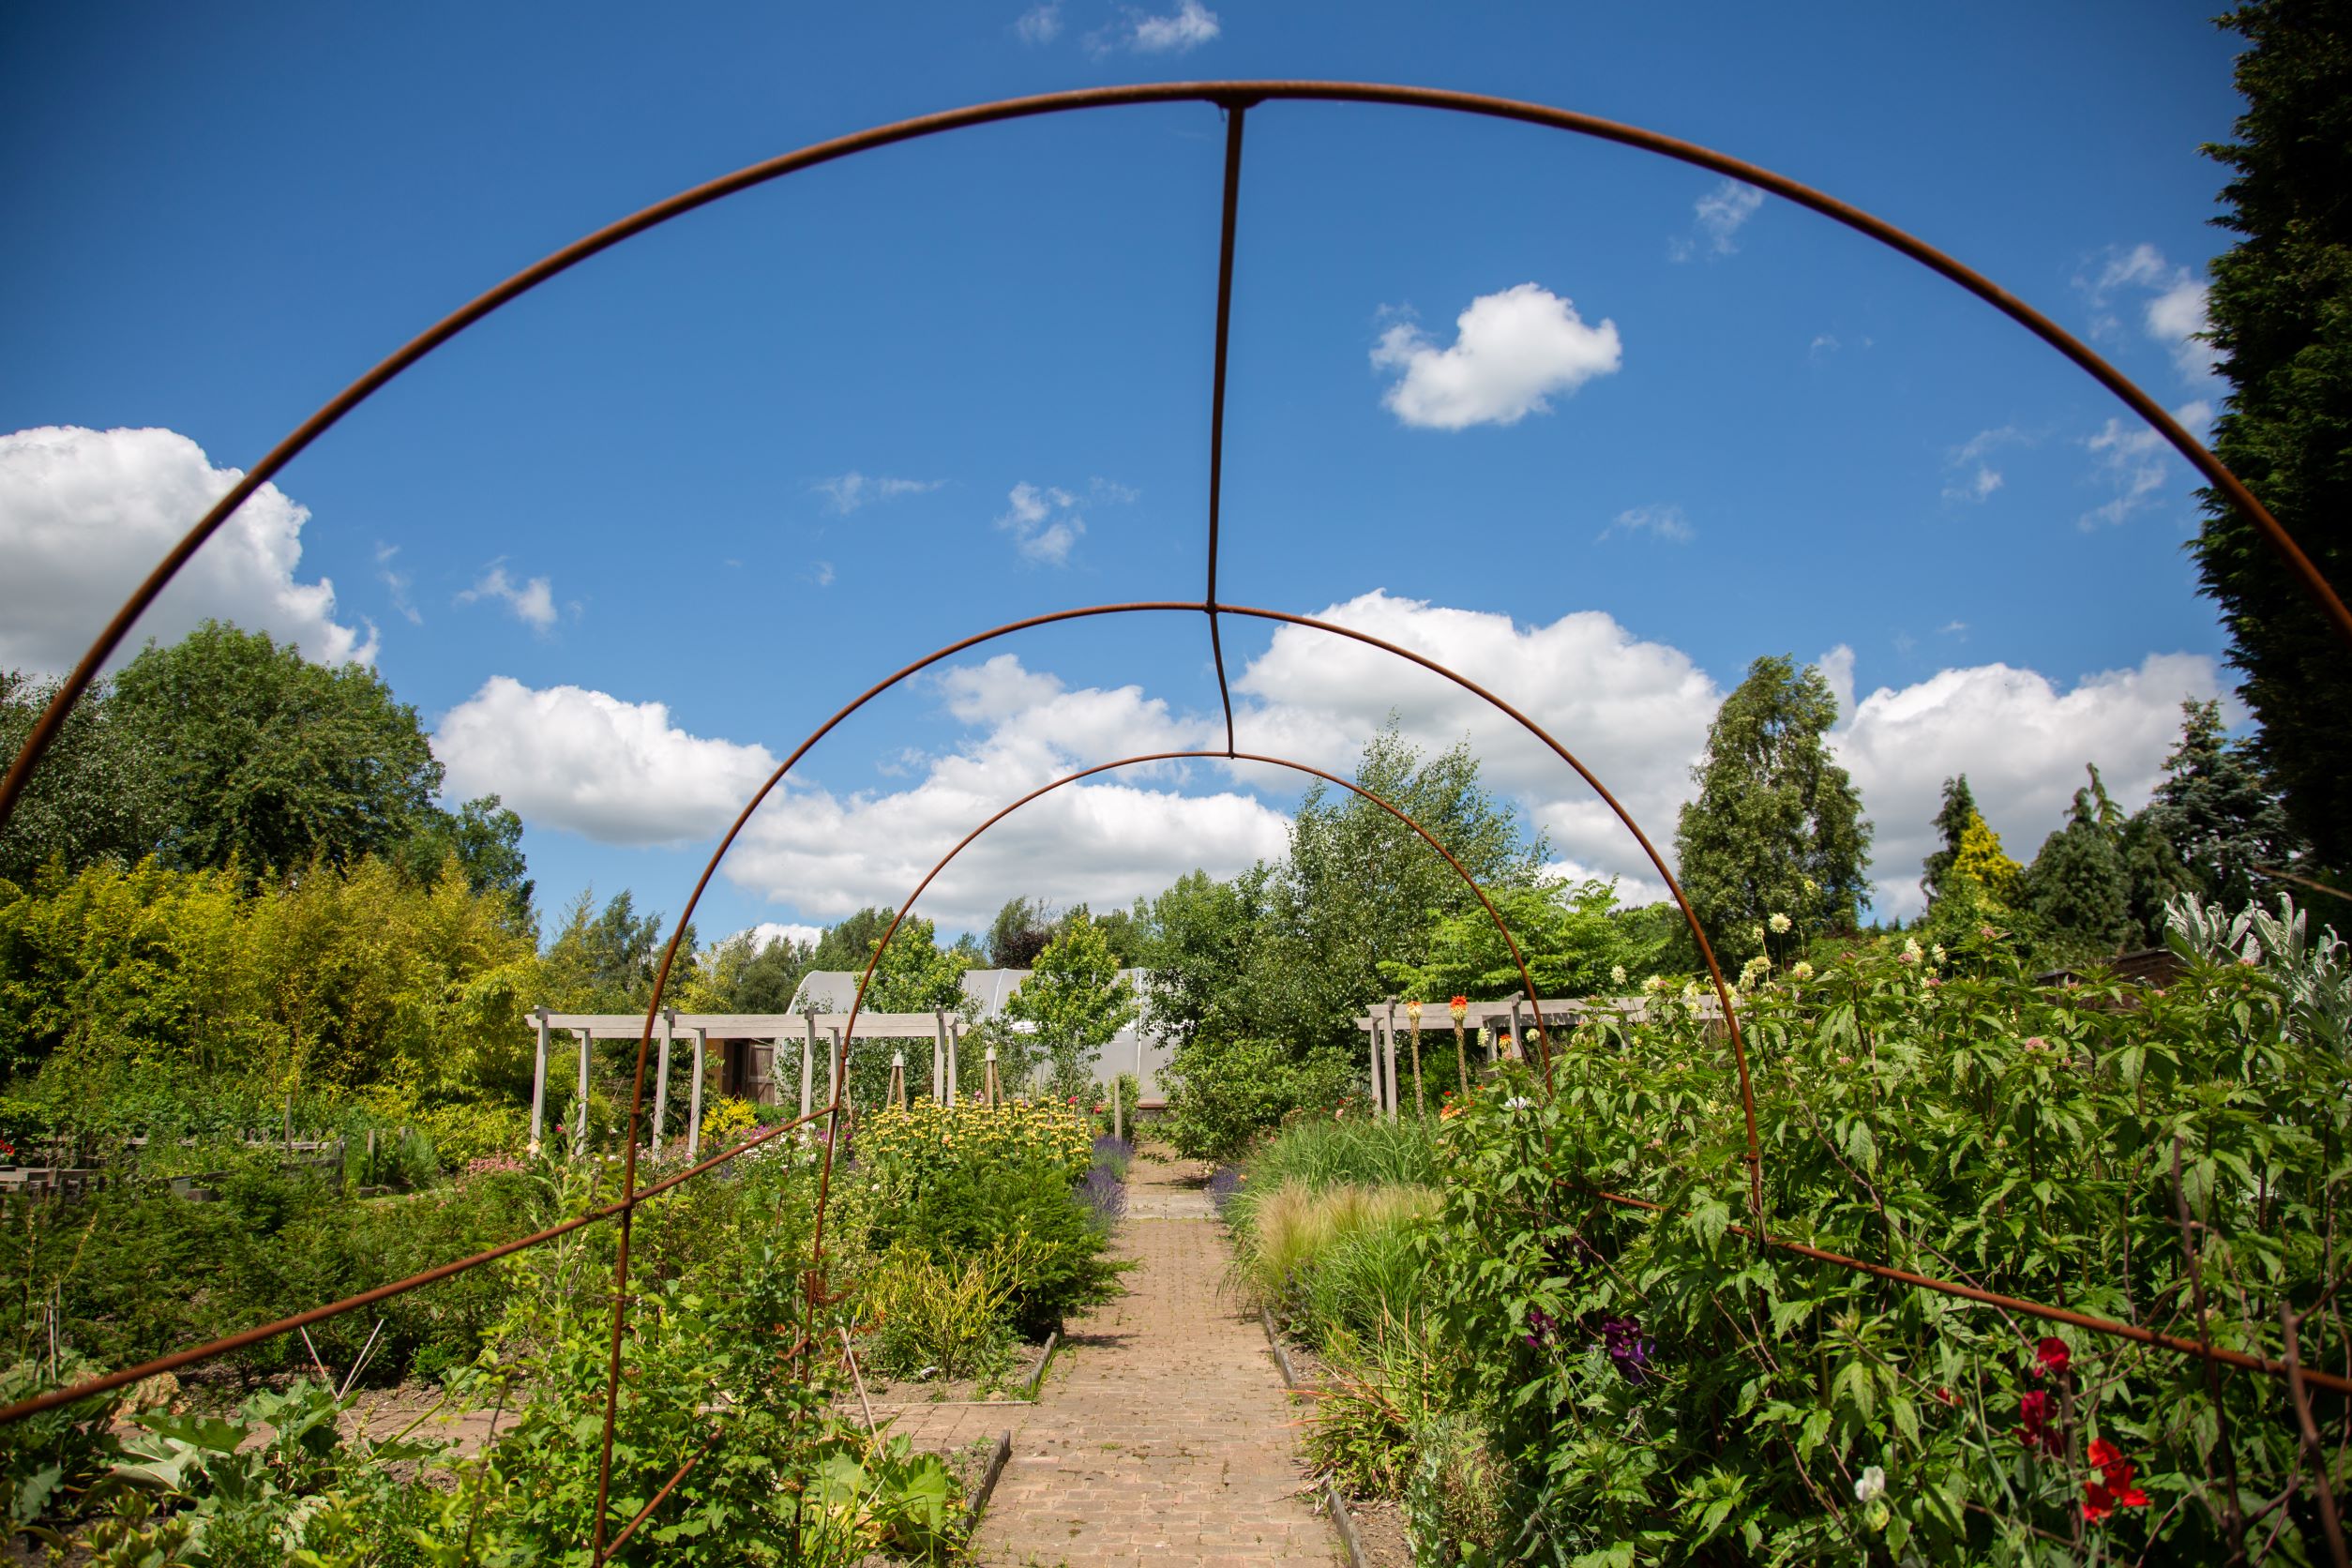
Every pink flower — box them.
[2031,1336,2070,1379]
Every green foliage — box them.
[2024,775,2135,961]
[2194,0,2352,880]
[1157,1036,1357,1163]
[1918,775,1979,907]
[1383,879,1640,1002]
[855,1152,1124,1340]
[858,1247,1018,1382]
[108,622,443,880]
[2142,698,2302,912]
[0,671,166,889]
[1229,1111,1440,1194]
[1004,915,1134,1102]
[1673,655,1873,959]
[1400,914,2349,1563]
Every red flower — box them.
[2016,1390,2060,1455]
[1932,1385,1960,1407]
[2031,1336,2070,1379]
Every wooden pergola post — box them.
[1509,997,1525,1064]
[1382,999,1400,1123]
[1405,1000,1425,1120]
[932,1011,948,1106]
[826,1026,843,1108]
[800,1014,816,1121]
[652,1008,675,1158]
[686,1026,708,1161]
[529,1005,550,1153]
[1365,1019,1383,1116]
[573,1029,591,1159]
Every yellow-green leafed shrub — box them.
[858,1246,1017,1381]
[700,1094,757,1147]
[857,1099,1093,1190]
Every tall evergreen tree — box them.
[1920,775,1980,905]
[2026,778,2134,959]
[2143,699,2300,911]
[1674,655,1873,958]
[2194,0,2352,879]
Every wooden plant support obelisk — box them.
[1405,1000,1426,1120]
[983,1046,1003,1108]
[888,1051,908,1110]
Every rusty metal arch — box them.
[2,80,2347,1561]
[798,747,1563,1337]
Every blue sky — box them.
[1,1,2247,942]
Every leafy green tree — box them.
[539,888,670,1012]
[1006,916,1135,1102]
[2142,699,2301,912]
[109,622,443,878]
[0,671,166,885]
[985,895,1055,968]
[387,795,534,935]
[1383,879,1638,1002]
[1275,722,1545,1048]
[1673,655,1873,959]
[1137,867,1268,1052]
[807,907,895,973]
[2194,0,2352,882]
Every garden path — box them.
[892,1154,1339,1567]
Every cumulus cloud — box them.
[1671,179,1764,261]
[812,472,944,514]
[995,478,1131,565]
[2081,244,2218,382]
[740,920,823,952]
[433,677,781,847]
[457,561,558,632]
[0,425,375,674]
[1597,504,1694,544]
[436,602,2217,935]
[1014,2,1061,43]
[1943,426,2027,504]
[1834,653,2224,918]
[1372,285,1623,430]
[1109,0,1219,53]
[375,543,421,625]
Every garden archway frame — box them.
[5,82,2349,1561]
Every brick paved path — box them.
[893,1156,1338,1566]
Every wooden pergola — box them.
[528,1006,976,1160]
[1351,993,1726,1119]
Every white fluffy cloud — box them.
[1672,179,1764,261]
[457,561,557,631]
[444,594,2217,934]
[434,677,781,847]
[740,920,823,952]
[0,425,375,673]
[2083,244,2218,383]
[994,478,1131,566]
[1123,0,1219,53]
[1944,426,2026,504]
[1372,285,1622,430]
[1597,504,1693,544]
[1835,653,2224,918]
[811,472,943,514]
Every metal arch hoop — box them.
[2,80,2346,1556]
[4,80,2346,838]
[796,748,1564,1343]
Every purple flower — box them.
[1078,1163,1125,1229]
[1206,1166,1244,1216]
[1523,1305,1558,1349]
[1597,1315,1654,1380]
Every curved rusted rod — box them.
[0,1100,831,1427]
[8,81,2344,845]
[1587,1188,2352,1398]
[793,746,1559,1352]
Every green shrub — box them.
[1158,1036,1355,1163]
[1229,1179,1436,1326]
[865,1155,1124,1339]
[1239,1113,1438,1193]
[859,1247,1017,1381]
